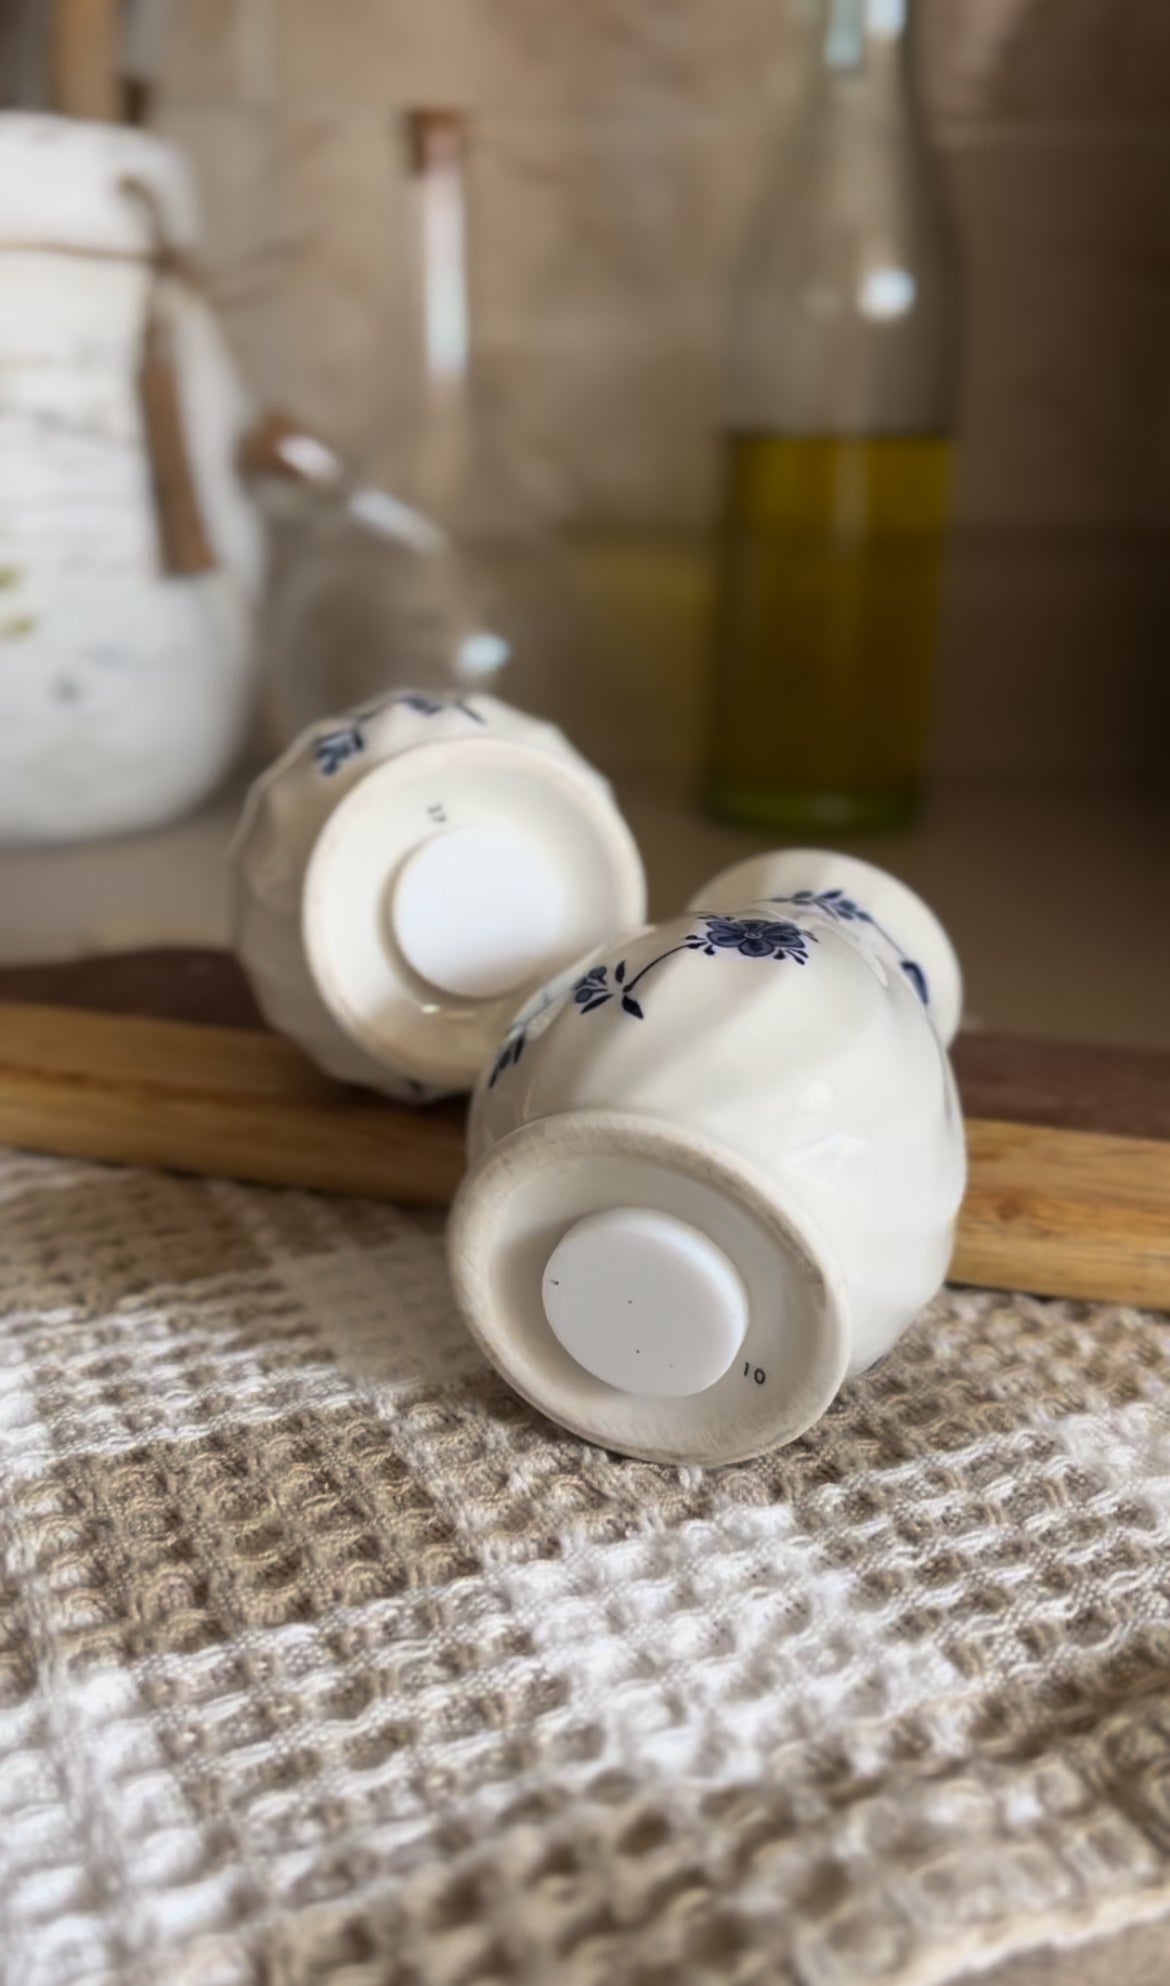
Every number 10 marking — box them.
[743,1362,766,1385]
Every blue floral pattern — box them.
[485,883,936,1090]
[900,957,929,1004]
[487,913,815,1085]
[485,881,936,1089]
[488,1029,526,1088]
[387,691,486,725]
[312,723,365,777]
[769,888,930,1007]
[575,915,813,1026]
[313,692,486,777]
[485,976,568,1089]
[701,916,813,961]
[780,887,872,924]
[572,964,613,1011]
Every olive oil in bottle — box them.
[711,432,951,829]
[708,0,960,833]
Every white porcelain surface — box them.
[232,688,647,1101]
[450,849,966,1464]
[0,115,264,845]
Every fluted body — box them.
[233,689,646,1100]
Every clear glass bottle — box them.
[707,0,960,832]
[262,109,564,741]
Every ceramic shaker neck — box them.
[690,847,963,1046]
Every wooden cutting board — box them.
[1,949,1167,1311]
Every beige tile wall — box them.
[150,0,1170,782]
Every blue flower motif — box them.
[700,916,811,963]
[485,878,934,1095]
[312,723,365,776]
[572,964,612,1012]
[313,691,486,776]
[772,887,929,1008]
[487,907,820,1084]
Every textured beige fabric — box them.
[1,1146,1170,1985]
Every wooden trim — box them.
[0,1003,466,1207]
[0,1001,1166,1310]
[957,1118,1170,1309]
[4,951,1169,1139]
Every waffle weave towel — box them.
[1,1147,1169,1985]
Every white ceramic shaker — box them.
[449,849,965,1464]
[232,689,647,1103]
[0,114,265,843]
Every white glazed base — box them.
[234,691,647,1101]
[302,736,646,1094]
[448,1111,852,1466]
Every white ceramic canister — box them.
[232,688,647,1103]
[0,114,265,843]
[449,850,966,1464]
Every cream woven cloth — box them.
[2,1146,1170,1986]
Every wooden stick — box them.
[955,1119,1170,1309]
[49,0,120,120]
[0,1003,466,1207]
[0,1001,1166,1311]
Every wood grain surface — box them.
[0,950,1167,1310]
[0,1001,466,1206]
[4,948,1169,1139]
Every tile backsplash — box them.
[147,0,1170,784]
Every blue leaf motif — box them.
[621,995,644,1018]
[772,888,871,925]
[312,723,365,777]
[390,691,486,724]
[488,1028,526,1088]
[315,692,486,775]
[771,886,933,1010]
[901,958,929,1004]
[572,964,609,1007]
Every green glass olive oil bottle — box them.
[707,0,960,832]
